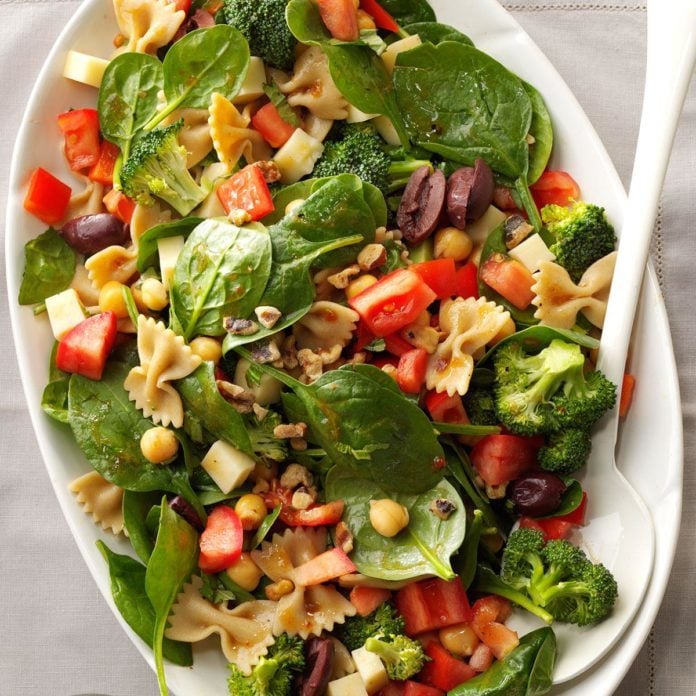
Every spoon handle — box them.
[597,0,696,389]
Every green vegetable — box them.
[96,541,193,667]
[336,603,405,652]
[18,227,76,305]
[365,634,426,681]
[463,388,498,426]
[120,120,206,216]
[538,428,592,475]
[251,506,281,548]
[41,343,71,423]
[448,626,556,696]
[122,490,162,563]
[542,200,616,280]
[169,219,272,339]
[223,0,296,70]
[403,21,473,45]
[456,508,485,589]
[199,571,240,604]
[380,0,436,26]
[136,216,203,272]
[263,83,300,126]
[524,82,554,185]
[539,478,584,519]
[493,338,616,435]
[145,499,199,696]
[432,421,501,437]
[325,463,465,580]
[227,633,305,696]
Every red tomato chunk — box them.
[55,312,118,381]
[471,433,538,486]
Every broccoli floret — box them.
[542,201,616,280]
[120,120,205,216]
[227,633,305,696]
[364,634,426,681]
[247,410,287,462]
[335,602,405,651]
[538,428,592,475]
[493,339,616,435]
[223,0,296,70]
[463,387,498,426]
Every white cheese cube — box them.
[346,104,378,123]
[351,648,389,694]
[326,672,369,696]
[45,288,87,340]
[200,440,256,494]
[509,233,556,273]
[63,51,110,88]
[234,57,267,104]
[465,205,508,244]
[157,235,185,290]
[273,129,324,184]
[382,35,422,74]
[234,358,282,405]
[373,115,401,147]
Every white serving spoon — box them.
[509,0,696,683]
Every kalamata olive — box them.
[297,636,334,696]
[510,472,567,517]
[59,214,129,256]
[396,165,446,246]
[446,158,495,229]
[168,496,205,532]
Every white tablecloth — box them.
[1,1,694,694]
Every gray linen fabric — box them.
[0,1,693,694]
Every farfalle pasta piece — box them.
[69,471,125,535]
[85,245,138,289]
[426,297,510,396]
[124,315,201,427]
[129,201,172,250]
[208,92,271,171]
[166,576,276,673]
[531,252,617,329]
[293,301,359,351]
[276,47,349,120]
[163,107,214,168]
[70,263,101,306]
[113,0,185,55]
[60,177,105,225]
[252,528,356,638]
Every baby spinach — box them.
[96,541,193,667]
[145,499,199,696]
[404,22,473,46]
[145,25,250,130]
[433,422,501,437]
[456,508,485,589]
[448,627,556,695]
[380,0,436,25]
[123,490,163,563]
[325,464,465,581]
[18,228,76,305]
[524,82,554,185]
[41,380,70,423]
[541,478,583,519]
[136,216,203,273]
[169,219,272,340]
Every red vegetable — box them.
[88,140,121,185]
[454,261,479,299]
[199,505,244,574]
[23,167,72,224]
[402,681,444,696]
[479,254,535,310]
[397,348,429,394]
[419,641,477,691]
[217,164,275,221]
[293,547,356,586]
[57,108,101,171]
[619,373,636,418]
[55,312,118,381]
[264,484,345,527]
[519,515,574,541]
[316,0,359,41]
[251,102,296,148]
[424,391,467,424]
[349,586,391,617]
[103,188,136,224]
[471,434,538,486]
[359,0,400,32]
[384,332,415,357]
[411,258,457,300]
[471,596,519,659]
[554,490,588,527]
[530,170,581,209]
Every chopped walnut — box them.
[252,403,269,421]
[374,226,387,243]
[318,344,342,366]
[298,348,324,382]
[216,380,255,413]
[254,305,282,329]
[252,479,271,494]
[290,437,308,451]
[486,482,508,500]
[327,264,360,289]
[224,317,258,336]
[250,339,281,364]
[291,485,317,510]
[280,463,314,490]
[281,334,299,370]
[348,351,367,365]
[227,209,252,226]
[429,498,456,520]
[357,243,387,272]
[335,521,354,554]
[401,324,441,354]
[273,422,308,439]
[255,160,282,183]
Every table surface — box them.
[1,1,694,694]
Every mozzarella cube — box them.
[273,129,324,184]
[373,115,401,147]
[346,104,378,123]
[465,205,508,244]
[200,440,256,494]
[63,50,110,88]
[326,673,369,696]
[234,57,267,104]
[508,233,556,273]
[351,647,389,694]
[45,288,87,340]
[382,35,422,74]
[157,235,185,290]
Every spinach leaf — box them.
[380,0,436,25]
[448,627,556,695]
[286,0,363,46]
[456,508,485,589]
[123,490,162,563]
[540,478,583,519]
[177,361,253,456]
[145,499,199,696]
[170,219,272,340]
[41,380,70,423]
[524,82,554,185]
[433,422,501,437]
[18,228,76,305]
[96,540,193,667]
[146,25,250,130]
[137,216,204,272]
[98,53,163,159]
[325,464,465,581]
[404,22,473,46]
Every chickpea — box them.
[225,553,263,592]
[235,493,268,530]
[357,9,376,31]
[285,198,306,216]
[439,624,480,657]
[265,578,295,601]
[140,427,179,464]
[98,280,129,319]
[345,274,378,300]
[489,315,516,346]
[190,336,222,364]
[369,499,409,538]
[141,277,169,311]
[434,226,474,262]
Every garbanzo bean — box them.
[225,553,263,591]
[235,493,267,530]
[141,277,169,311]
[98,280,129,319]
[434,226,474,261]
[369,499,409,537]
[140,427,179,464]
[345,274,378,300]
[190,336,222,364]
[439,623,480,657]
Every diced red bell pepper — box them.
[411,258,458,301]
[402,681,444,696]
[353,320,376,353]
[264,483,345,527]
[619,373,636,418]
[424,391,467,424]
[384,332,415,357]
[217,164,275,221]
[349,269,437,338]
[454,261,479,299]
[419,641,477,691]
[293,547,356,586]
[23,167,72,225]
[199,505,244,574]
[397,348,429,394]
[251,102,296,149]
[530,170,581,209]
[57,108,101,172]
[350,586,392,617]
[480,254,535,310]
[519,515,574,541]
[395,577,472,636]
[103,188,136,224]
[471,434,538,486]
[317,0,359,41]
[359,0,400,32]
[55,311,118,381]
[88,140,120,185]
[170,0,191,13]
